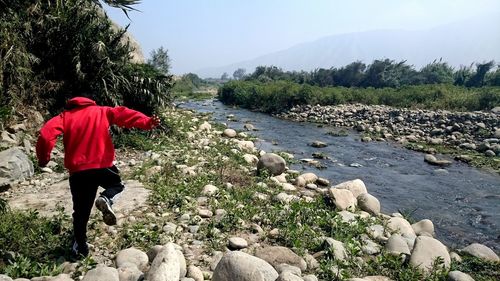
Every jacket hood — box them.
[66,97,96,109]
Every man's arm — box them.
[107,106,160,130]
[36,115,64,167]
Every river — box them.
[181,99,500,251]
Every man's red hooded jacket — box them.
[36,97,156,173]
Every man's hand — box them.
[150,115,161,128]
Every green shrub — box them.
[218,81,500,113]
[0,208,72,278]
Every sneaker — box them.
[72,241,89,257]
[95,196,117,225]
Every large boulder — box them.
[82,266,119,281]
[212,251,279,281]
[257,153,287,176]
[328,188,357,211]
[385,234,411,256]
[0,147,34,181]
[146,243,181,281]
[411,219,435,237]
[115,247,149,271]
[255,246,307,271]
[333,179,367,198]
[357,193,380,215]
[460,243,499,262]
[387,217,416,238]
[409,236,450,274]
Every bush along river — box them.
[180,99,500,252]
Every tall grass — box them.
[218,81,500,113]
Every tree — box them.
[420,60,454,84]
[233,68,246,80]
[148,47,171,74]
[221,72,229,81]
[465,61,495,87]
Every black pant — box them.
[69,165,124,245]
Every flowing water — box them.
[181,100,500,251]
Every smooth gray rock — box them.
[328,188,357,211]
[409,236,450,274]
[115,247,149,271]
[117,266,143,281]
[0,147,34,181]
[323,238,347,261]
[187,265,204,281]
[212,251,279,281]
[176,249,187,278]
[82,266,119,281]
[276,271,303,281]
[223,129,237,138]
[387,217,416,238]
[275,264,301,276]
[228,237,248,250]
[357,193,380,215]
[424,154,452,166]
[255,246,307,271]
[460,243,499,262]
[411,219,435,237]
[145,243,181,281]
[303,275,318,281]
[0,275,13,281]
[447,271,475,281]
[386,234,411,256]
[333,179,367,198]
[257,153,287,176]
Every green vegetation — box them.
[172,73,218,101]
[218,80,500,113]
[0,206,71,279]
[0,0,173,123]
[244,60,500,88]
[1,109,498,280]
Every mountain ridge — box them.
[196,15,500,78]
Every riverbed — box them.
[180,99,500,251]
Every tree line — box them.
[235,59,500,88]
[0,0,173,123]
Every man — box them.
[36,96,160,257]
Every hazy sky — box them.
[105,0,500,74]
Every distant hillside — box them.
[196,15,500,78]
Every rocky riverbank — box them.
[278,104,500,172]
[0,108,499,281]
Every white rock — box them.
[115,247,149,271]
[146,243,181,281]
[328,188,357,211]
[82,266,119,281]
[187,265,204,281]
[460,243,499,262]
[385,234,411,256]
[303,275,318,281]
[333,179,367,198]
[411,219,435,237]
[447,271,475,281]
[212,251,278,281]
[409,236,450,274]
[117,266,143,281]
[228,237,248,250]
[300,172,318,183]
[202,184,218,196]
[276,271,303,281]
[223,129,237,138]
[199,121,211,131]
[275,264,301,275]
[255,246,307,271]
[243,154,259,165]
[323,238,347,261]
[387,217,416,238]
[357,193,380,215]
